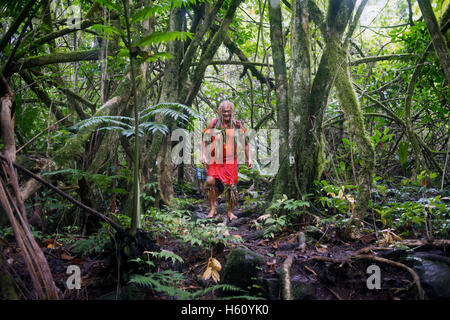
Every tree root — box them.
[352,254,425,300]
[281,254,294,300]
[400,239,450,248]
[311,245,426,300]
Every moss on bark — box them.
[326,36,375,237]
[324,0,375,237]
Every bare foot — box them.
[227,212,237,221]
[206,208,216,218]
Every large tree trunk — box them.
[285,0,329,197]
[418,0,450,84]
[0,75,59,299]
[153,7,184,205]
[324,0,375,238]
[269,0,290,198]
[289,0,315,197]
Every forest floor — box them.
[1,183,449,300]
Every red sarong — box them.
[203,119,245,186]
[207,159,238,185]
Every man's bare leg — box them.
[227,201,237,220]
[206,176,216,218]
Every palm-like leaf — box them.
[70,103,197,138]
[139,122,169,135]
[72,115,134,131]
[140,102,199,122]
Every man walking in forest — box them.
[201,100,252,221]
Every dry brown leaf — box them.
[211,269,220,283]
[316,247,327,254]
[202,266,212,280]
[61,253,75,261]
[210,258,222,271]
[257,214,270,221]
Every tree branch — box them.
[0,154,124,233]
[350,54,418,65]
[8,49,101,75]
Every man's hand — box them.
[247,159,253,169]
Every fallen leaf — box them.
[202,266,212,281]
[287,236,296,244]
[257,214,270,221]
[210,258,222,271]
[316,247,327,254]
[211,269,220,283]
[72,258,85,264]
[61,253,75,261]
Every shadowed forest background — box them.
[0,0,449,300]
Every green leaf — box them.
[133,31,193,47]
[145,52,173,62]
[130,6,163,23]
[94,0,121,12]
[117,48,130,58]
[91,24,125,37]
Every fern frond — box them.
[140,102,199,120]
[42,168,84,178]
[133,31,193,48]
[129,271,191,299]
[130,5,165,23]
[139,122,169,135]
[190,284,244,299]
[72,115,133,131]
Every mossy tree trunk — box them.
[152,6,184,205]
[269,0,290,198]
[290,0,314,196]
[271,0,331,199]
[418,0,450,85]
[324,0,375,237]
